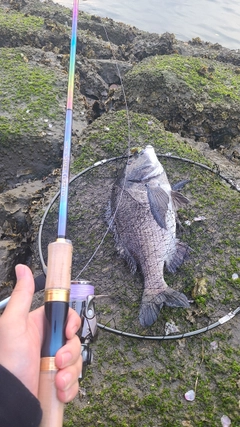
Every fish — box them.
[107,145,191,327]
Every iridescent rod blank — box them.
[58,0,79,238]
[38,1,79,426]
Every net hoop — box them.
[38,154,240,340]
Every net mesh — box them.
[40,155,240,337]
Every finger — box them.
[65,308,81,340]
[55,356,82,393]
[55,335,81,369]
[30,298,81,348]
[57,380,79,403]
[3,265,34,320]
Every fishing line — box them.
[38,154,240,339]
[73,21,240,281]
[2,16,239,341]
[38,155,127,274]
[74,20,133,279]
[37,11,240,340]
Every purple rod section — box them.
[58,0,79,238]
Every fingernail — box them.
[61,351,72,367]
[15,264,27,280]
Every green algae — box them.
[127,54,240,103]
[0,8,44,33]
[63,332,240,427]
[73,110,211,172]
[64,109,240,427]
[0,48,64,143]
[0,4,238,426]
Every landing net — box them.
[38,154,240,339]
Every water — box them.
[53,0,240,50]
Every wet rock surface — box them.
[0,180,46,286]
[0,1,240,426]
[114,55,240,151]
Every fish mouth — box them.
[144,145,155,153]
[127,145,162,181]
[129,145,158,167]
[142,145,158,166]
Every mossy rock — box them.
[0,8,44,34]
[64,331,240,427]
[0,5,71,51]
[0,46,84,187]
[0,3,115,59]
[56,110,240,427]
[73,110,210,172]
[117,54,240,148]
[0,5,130,60]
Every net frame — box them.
[38,154,240,340]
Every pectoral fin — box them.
[166,240,191,273]
[146,184,169,229]
[171,190,189,211]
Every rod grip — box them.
[38,239,73,427]
[38,362,64,427]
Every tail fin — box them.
[139,287,190,327]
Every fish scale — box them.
[108,145,191,327]
[114,184,173,287]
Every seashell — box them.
[165,320,180,336]
[210,341,218,350]
[221,415,231,426]
[184,390,195,401]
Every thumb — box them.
[4,264,35,319]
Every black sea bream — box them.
[108,145,191,327]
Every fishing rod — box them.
[38,0,79,425]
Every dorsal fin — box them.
[172,179,190,191]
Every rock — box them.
[0,181,46,290]
[87,59,133,85]
[0,240,17,288]
[0,238,33,289]
[0,3,240,427]
[130,32,176,60]
[0,0,239,294]
[0,44,87,189]
[76,57,109,99]
[114,54,240,150]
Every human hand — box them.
[0,264,82,402]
